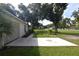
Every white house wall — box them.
[19,22,25,37]
[0,11,27,44]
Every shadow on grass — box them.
[0,46,40,56]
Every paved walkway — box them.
[7,34,78,46]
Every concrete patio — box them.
[7,34,78,46]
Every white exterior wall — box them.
[0,11,27,44]
[19,23,25,37]
[5,22,20,43]
[25,23,28,32]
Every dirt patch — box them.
[64,35,79,40]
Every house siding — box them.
[0,9,27,44]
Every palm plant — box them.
[0,12,12,49]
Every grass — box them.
[64,39,79,45]
[34,29,79,37]
[1,46,79,56]
[1,29,79,56]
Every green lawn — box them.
[0,29,79,56]
[1,46,79,56]
[34,29,79,45]
[34,29,79,37]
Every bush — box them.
[48,29,52,34]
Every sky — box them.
[63,3,79,18]
[0,0,79,25]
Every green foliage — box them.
[72,9,79,29]
[41,3,68,34]
[58,18,72,29]
[72,9,79,21]
[0,3,16,16]
[28,3,68,33]
[18,3,41,28]
[18,3,30,21]
[48,29,52,34]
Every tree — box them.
[18,3,30,21]
[0,9,12,49]
[28,3,68,34]
[71,20,76,29]
[61,18,71,29]
[18,3,31,32]
[72,9,79,29]
[28,3,42,29]
[0,3,17,16]
[72,9,79,22]
[41,3,68,34]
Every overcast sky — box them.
[0,0,79,25]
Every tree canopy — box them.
[29,3,68,33]
[72,9,79,22]
[0,3,17,16]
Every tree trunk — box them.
[54,25,58,35]
[54,22,58,35]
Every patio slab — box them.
[7,35,78,46]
